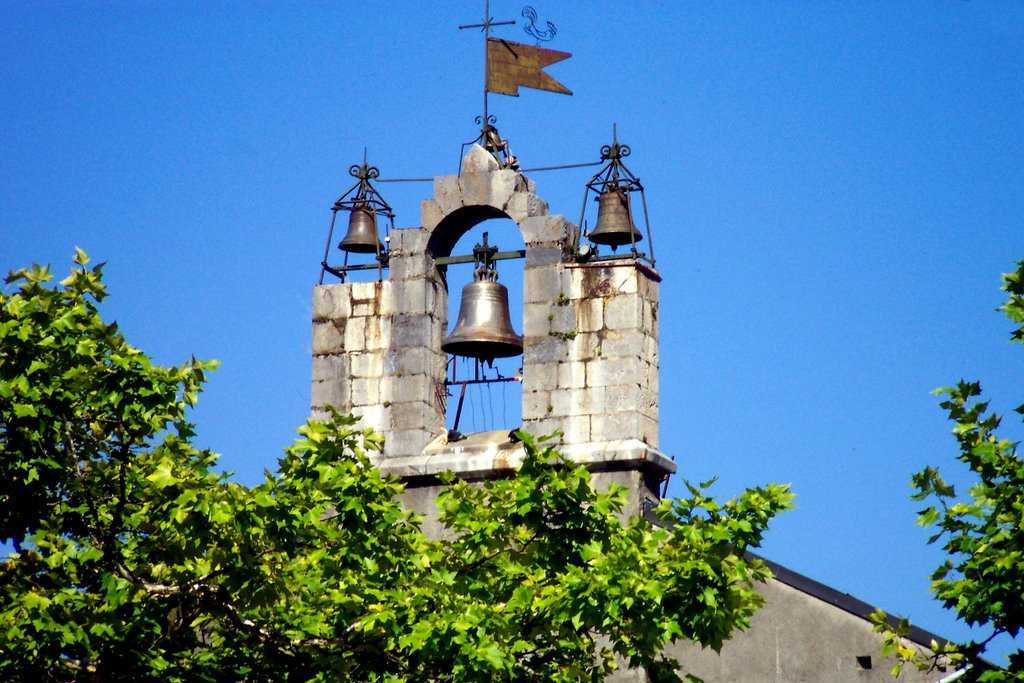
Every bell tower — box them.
[311,140,674,530]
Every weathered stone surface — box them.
[385,428,437,460]
[363,316,389,352]
[428,315,445,352]
[642,299,658,332]
[520,417,561,440]
[353,403,388,434]
[560,414,590,443]
[503,190,548,224]
[545,304,574,336]
[604,384,641,413]
[524,266,564,306]
[517,174,537,195]
[523,335,571,365]
[311,159,663,506]
[392,226,430,255]
[523,302,555,339]
[585,358,640,389]
[461,144,500,174]
[519,215,565,244]
[643,336,658,364]
[522,389,551,420]
[591,411,641,442]
[598,329,646,359]
[575,297,604,334]
[562,219,581,247]
[574,385,606,415]
[548,389,575,417]
[350,377,380,406]
[312,321,345,354]
[348,351,382,379]
[421,199,445,232]
[349,280,380,307]
[604,294,642,331]
[432,175,464,216]
[570,331,601,362]
[392,400,436,431]
[573,265,614,299]
[459,167,518,210]
[557,361,586,390]
[311,379,348,411]
[352,299,376,318]
[390,278,438,316]
[638,270,659,299]
[640,414,658,448]
[385,347,437,377]
[388,372,434,400]
[343,316,366,351]
[311,354,348,382]
[524,245,563,269]
[312,284,349,321]
[609,267,639,294]
[645,363,659,394]
[522,361,560,394]
[392,313,432,349]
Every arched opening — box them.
[439,217,525,436]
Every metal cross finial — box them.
[459,0,515,137]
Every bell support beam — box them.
[434,249,525,266]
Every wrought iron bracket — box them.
[577,126,656,267]
[319,155,396,284]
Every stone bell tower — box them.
[311,144,673,529]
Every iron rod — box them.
[319,210,339,285]
[451,381,469,435]
[445,376,520,387]
[435,249,525,266]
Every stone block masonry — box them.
[521,260,660,449]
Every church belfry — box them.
[311,141,673,525]
[311,8,673,525]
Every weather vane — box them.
[459,1,572,167]
[521,6,556,45]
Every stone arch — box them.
[425,205,516,288]
[420,145,573,263]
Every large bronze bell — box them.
[338,206,383,253]
[589,188,643,247]
[442,279,523,361]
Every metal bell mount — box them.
[318,154,394,283]
[442,233,523,363]
[579,126,655,264]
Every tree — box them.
[873,260,1024,681]
[0,252,793,682]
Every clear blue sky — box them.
[3,0,1023,665]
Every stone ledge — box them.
[373,432,675,480]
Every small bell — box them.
[338,206,382,253]
[588,188,643,247]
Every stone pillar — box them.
[310,280,392,434]
[521,261,659,449]
[381,227,448,458]
[310,229,447,459]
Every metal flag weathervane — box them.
[460,2,572,145]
